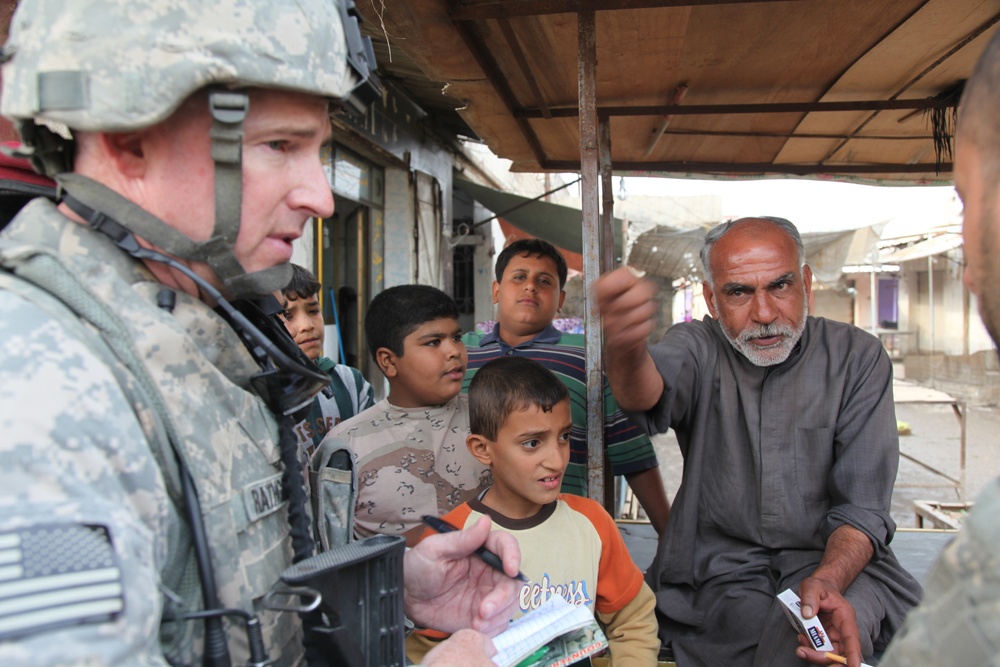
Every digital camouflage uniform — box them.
[0,0,363,665]
[0,201,304,665]
[878,479,1000,667]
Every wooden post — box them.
[598,117,616,511]
[578,9,606,507]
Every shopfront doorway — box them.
[316,145,384,386]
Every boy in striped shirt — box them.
[463,239,669,535]
[277,264,374,456]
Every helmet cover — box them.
[1,0,357,131]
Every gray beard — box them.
[722,302,809,367]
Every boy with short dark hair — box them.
[463,238,670,534]
[412,356,659,664]
[325,284,491,546]
[276,263,374,456]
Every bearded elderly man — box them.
[596,217,922,667]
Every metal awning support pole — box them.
[928,256,935,352]
[870,269,877,335]
[599,120,615,272]
[598,116,615,511]
[578,9,605,506]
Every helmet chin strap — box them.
[204,90,293,298]
[55,90,292,299]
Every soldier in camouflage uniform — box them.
[0,1,520,665]
[798,29,1000,667]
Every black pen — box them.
[421,515,529,583]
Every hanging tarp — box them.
[628,224,885,287]
[454,177,624,258]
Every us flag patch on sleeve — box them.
[0,524,125,639]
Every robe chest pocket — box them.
[793,426,834,501]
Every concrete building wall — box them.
[383,167,415,289]
[472,231,496,329]
[907,254,970,356]
[291,228,315,272]
[849,271,882,333]
[897,269,912,338]
[812,288,853,324]
[452,189,497,332]
[906,351,1000,405]
[970,292,997,354]
[895,248,999,404]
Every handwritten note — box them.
[491,596,601,667]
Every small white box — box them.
[776,588,835,652]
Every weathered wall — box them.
[905,351,1000,405]
[0,0,21,142]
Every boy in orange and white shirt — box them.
[411,356,659,665]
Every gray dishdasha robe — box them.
[632,315,922,667]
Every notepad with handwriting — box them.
[491,595,608,667]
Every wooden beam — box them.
[498,18,551,118]
[516,97,957,119]
[544,160,953,175]
[644,84,689,158]
[779,0,930,165]
[641,129,936,140]
[451,0,808,21]
[822,11,1000,163]
[451,18,549,166]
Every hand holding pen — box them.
[423,515,529,583]
[403,514,523,636]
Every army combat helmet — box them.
[0,0,379,297]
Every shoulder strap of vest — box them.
[0,241,186,503]
[0,240,209,657]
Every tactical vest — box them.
[0,200,309,666]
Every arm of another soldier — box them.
[801,482,1000,667]
[875,480,1000,667]
[0,292,168,665]
[595,267,664,412]
[421,628,499,666]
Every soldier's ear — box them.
[466,434,493,466]
[99,130,148,178]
